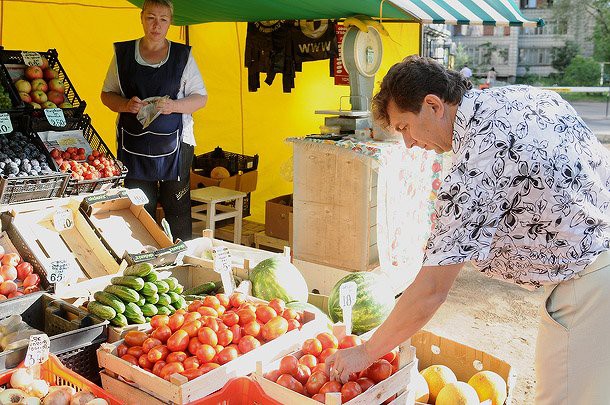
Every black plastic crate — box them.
[0,60,24,114]
[0,48,86,131]
[193,146,258,177]
[0,292,107,372]
[56,337,105,385]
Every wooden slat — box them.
[100,372,167,405]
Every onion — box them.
[28,379,49,398]
[10,368,33,390]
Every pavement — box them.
[569,101,610,142]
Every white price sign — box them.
[44,108,66,127]
[52,208,74,232]
[339,281,358,335]
[21,51,43,67]
[24,334,50,367]
[48,259,68,284]
[127,188,149,206]
[0,113,13,135]
[212,246,234,295]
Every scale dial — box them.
[341,26,383,78]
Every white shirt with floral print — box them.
[423,86,610,289]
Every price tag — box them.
[127,188,149,206]
[21,51,43,67]
[339,281,358,335]
[48,259,68,284]
[212,246,234,295]
[44,108,66,127]
[0,113,13,135]
[24,334,50,367]
[52,208,74,232]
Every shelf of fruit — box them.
[50,147,123,182]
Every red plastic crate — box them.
[191,377,282,405]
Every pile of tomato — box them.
[116,293,305,381]
[50,147,121,180]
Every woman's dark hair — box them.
[372,55,472,128]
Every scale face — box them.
[342,26,383,78]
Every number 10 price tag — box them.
[127,188,149,206]
[212,246,234,295]
[0,113,13,135]
[53,208,74,232]
[340,281,358,335]
[24,334,50,367]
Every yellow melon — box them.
[413,372,430,403]
[210,166,230,179]
[436,382,480,405]
[468,370,507,405]
[421,365,457,404]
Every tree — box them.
[562,55,601,85]
[551,41,579,73]
[453,44,470,70]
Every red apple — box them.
[59,101,73,109]
[43,68,58,81]
[16,262,33,280]
[30,90,47,104]
[41,101,57,109]
[14,79,31,93]
[40,57,49,70]
[48,78,64,93]
[24,66,43,81]
[19,92,31,103]
[47,90,64,105]
[30,102,41,109]
[30,78,48,92]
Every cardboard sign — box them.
[24,334,50,367]
[21,51,43,67]
[0,113,13,134]
[212,246,234,295]
[44,108,66,127]
[48,258,68,284]
[127,188,149,206]
[339,281,357,335]
[53,208,74,232]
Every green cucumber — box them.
[104,285,140,303]
[164,277,178,291]
[93,291,125,314]
[153,280,170,294]
[145,293,159,305]
[124,302,143,320]
[110,313,128,327]
[88,301,116,320]
[111,276,144,291]
[173,284,184,294]
[158,293,171,307]
[124,262,153,277]
[183,282,216,296]
[137,296,146,306]
[167,291,181,304]
[156,306,172,315]
[140,304,158,317]
[144,271,159,282]
[141,282,158,297]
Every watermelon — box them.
[251,257,308,303]
[328,272,395,335]
[286,301,333,329]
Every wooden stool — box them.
[191,186,246,244]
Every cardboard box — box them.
[265,194,293,240]
[80,191,186,267]
[190,169,258,193]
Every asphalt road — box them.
[570,101,610,141]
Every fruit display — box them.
[49,147,122,181]
[114,294,305,381]
[0,132,55,178]
[263,332,400,403]
[86,263,187,327]
[251,256,309,303]
[0,87,12,109]
[0,251,41,299]
[14,57,73,110]
[327,272,395,335]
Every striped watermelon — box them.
[328,272,395,335]
[251,257,308,303]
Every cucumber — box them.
[158,293,171,307]
[127,314,146,324]
[140,304,158,317]
[144,293,159,305]
[183,282,216,296]
[153,280,170,294]
[164,277,178,291]
[156,306,172,315]
[104,285,140,303]
[124,262,153,277]
[111,276,144,291]
[144,271,159,282]
[141,282,158,297]
[88,301,116,320]
[175,296,187,310]
[167,291,181,304]
[137,296,146,306]
[173,284,184,294]
[124,302,143,319]
[93,291,125,314]
[110,313,128,327]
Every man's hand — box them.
[324,342,375,384]
[126,96,147,114]
[156,98,175,115]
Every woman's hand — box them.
[156,98,175,115]
[324,342,375,384]
[126,96,147,113]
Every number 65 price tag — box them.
[24,334,50,367]
[212,246,234,295]
[340,281,358,335]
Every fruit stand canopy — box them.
[128,0,543,27]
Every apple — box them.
[59,101,73,109]
[14,79,31,93]
[41,101,57,109]
[47,90,64,105]
[43,68,58,81]
[30,90,47,104]
[30,78,48,92]
[24,65,43,81]
[1,253,20,267]
[40,56,49,70]
[29,102,41,109]
[19,92,31,103]
[48,78,64,93]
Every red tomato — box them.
[188,336,202,356]
[279,355,299,376]
[214,345,224,354]
[204,317,221,332]
[261,316,289,341]
[339,335,363,349]
[197,327,218,346]
[187,300,203,313]
[299,354,317,369]
[138,354,154,369]
[287,319,301,332]
[281,308,299,321]
[152,361,166,377]
[166,351,188,364]
[237,308,257,326]
[167,330,190,352]
[196,344,216,363]
[216,347,238,365]
[264,369,282,382]
[197,306,218,318]
[22,274,40,288]
[203,295,221,310]
[199,363,221,374]
[215,293,230,308]
[16,262,33,280]
[229,292,246,308]
[150,314,170,329]
[276,374,303,394]
[356,377,375,392]
[341,381,363,402]
[168,313,185,332]
[381,348,398,363]
[319,380,342,394]
[294,364,311,385]
[215,304,226,317]
[305,370,329,396]
[216,328,234,347]
[237,335,261,354]
[183,356,200,370]
[126,346,144,358]
[243,320,261,337]
[268,298,286,315]
[367,359,392,383]
[301,338,323,357]
[318,348,338,363]
[229,324,242,344]
[142,337,162,354]
[222,312,239,327]
[183,311,202,324]
[316,332,339,350]
[311,393,325,403]
[182,320,203,338]
[390,356,400,374]
[255,305,277,324]
[120,354,138,366]
[312,363,326,374]
[124,331,148,347]
[116,343,129,357]
[180,368,205,381]
[147,345,170,363]
[160,362,185,380]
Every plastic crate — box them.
[0,58,25,114]
[0,293,107,372]
[0,354,122,405]
[191,377,282,405]
[193,146,259,177]
[0,48,86,131]
[42,115,128,195]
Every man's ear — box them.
[423,94,445,117]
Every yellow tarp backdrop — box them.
[1,0,419,223]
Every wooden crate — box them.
[208,219,265,247]
[254,230,290,252]
[253,324,417,404]
[97,306,326,404]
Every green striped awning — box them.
[128,0,543,27]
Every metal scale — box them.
[315,25,384,133]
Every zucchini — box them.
[183,282,216,296]
[140,304,158,317]
[164,277,178,291]
[153,280,170,294]
[144,293,159,305]
[124,262,153,277]
[144,271,159,282]
[167,291,181,304]
[111,276,145,291]
[156,306,172,315]
[93,291,125,314]
[104,285,140,303]
[88,301,116,320]
[110,313,128,327]
[158,293,171,307]
[141,282,158,297]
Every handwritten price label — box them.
[24,334,50,367]
[127,188,149,206]
[339,281,358,335]
[48,259,68,284]
[44,108,66,127]
[212,246,234,295]
[0,113,13,135]
[21,51,43,67]
[52,208,74,232]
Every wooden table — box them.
[190,186,245,244]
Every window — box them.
[520,0,537,8]
[483,26,495,36]
[518,48,554,65]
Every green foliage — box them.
[453,44,470,70]
[552,41,579,73]
[563,56,601,86]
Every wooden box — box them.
[292,142,378,272]
[190,169,258,193]
[265,194,293,240]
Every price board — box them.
[0,114,13,135]
[339,281,358,335]
[24,334,50,367]
[44,108,66,127]
[212,246,234,295]
[21,51,43,67]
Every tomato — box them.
[367,359,392,383]
[281,308,299,321]
[23,274,40,288]
[120,354,138,366]
[243,320,261,337]
[299,354,317,369]
[166,351,188,363]
[204,317,221,332]
[381,348,398,363]
[222,312,239,327]
[142,337,162,354]
[276,374,303,394]
[311,393,325,403]
[312,363,326,375]
[214,345,224,354]
[229,292,246,308]
[167,330,190,352]
[199,363,221,374]
[216,347,238,365]
[196,344,216,363]
[147,345,170,363]
[187,300,203,313]
[237,308,256,326]
[150,314,170,329]
[197,327,218,346]
[264,369,282,382]
[390,356,400,374]
[319,380,342,394]
[240,303,257,313]
[176,309,187,315]
[183,311,202,324]
[268,298,286,315]
[316,332,339,350]
[203,295,221,310]
[124,331,148,347]
[126,346,144,358]
[197,306,218,318]
[138,354,154,369]
[117,343,129,357]
[341,381,363,402]
[287,319,301,332]
[168,313,185,332]
[302,338,323,357]
[318,348,338,363]
[16,262,32,280]
[151,325,172,343]
[237,335,261,354]
[188,336,202,355]
[294,364,311,385]
[216,305,226,316]
[305,371,329,396]
[215,293,230,309]
[182,320,203,338]
[216,328,233,346]
[229,324,242,344]
[255,305,277,324]
[152,361,166,377]
[279,355,299,376]
[160,362,185,380]
[261,316,289,341]
[356,377,375,392]
[339,335,362,349]
[180,368,205,381]
[183,356,200,370]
